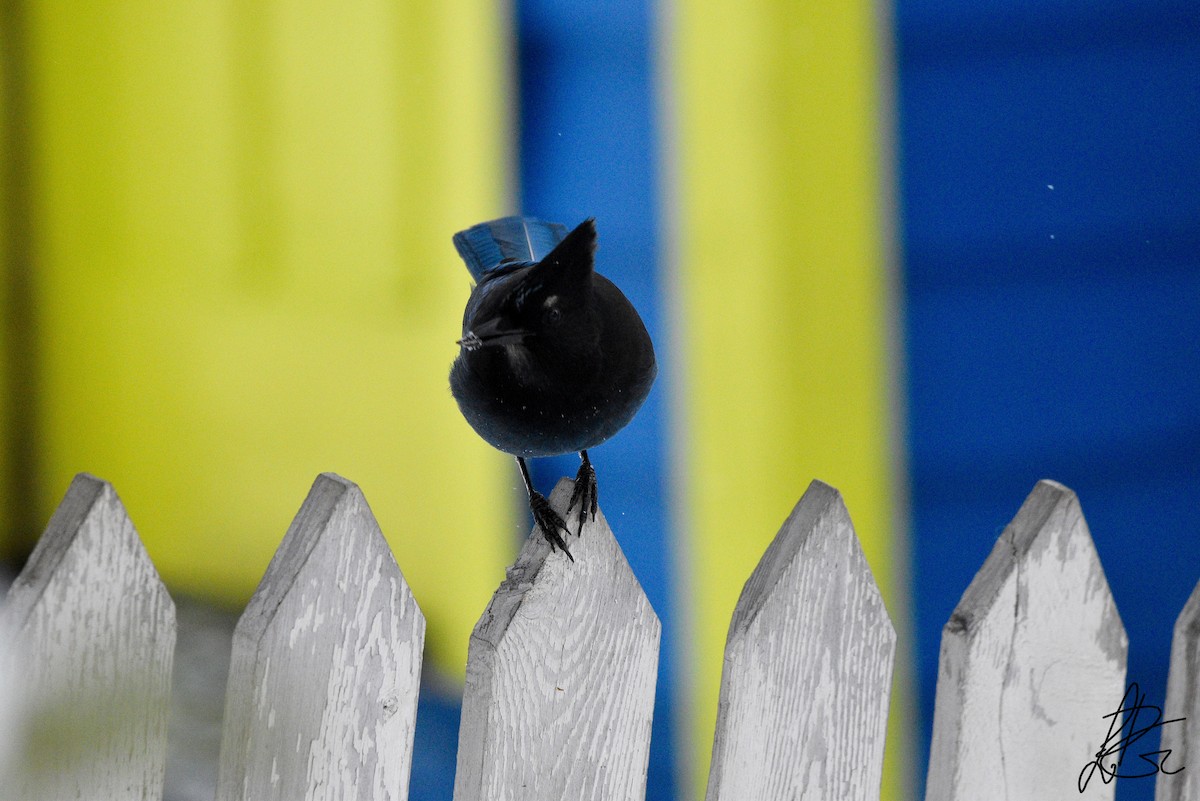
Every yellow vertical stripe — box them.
[0,12,12,552]
[671,1,909,797]
[24,1,510,675]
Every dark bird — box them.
[449,216,656,560]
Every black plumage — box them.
[449,216,656,559]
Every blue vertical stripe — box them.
[515,2,676,797]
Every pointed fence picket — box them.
[1157,579,1200,801]
[705,480,895,801]
[453,478,659,801]
[0,473,1196,801]
[0,474,176,801]
[925,480,1128,801]
[215,473,425,801]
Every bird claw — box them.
[530,491,574,561]
[568,457,598,537]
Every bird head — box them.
[457,219,598,355]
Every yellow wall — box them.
[14,0,513,674]
[671,1,909,796]
[0,8,16,552]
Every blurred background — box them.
[0,1,1196,800]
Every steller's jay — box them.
[449,216,656,560]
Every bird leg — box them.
[517,457,573,561]
[568,450,598,537]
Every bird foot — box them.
[568,456,598,537]
[530,491,574,561]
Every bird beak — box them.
[457,316,529,351]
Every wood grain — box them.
[704,479,896,801]
[0,630,14,789]
[925,479,1127,801]
[0,473,176,801]
[453,477,661,801]
[1156,578,1200,801]
[215,473,425,801]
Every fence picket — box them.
[1156,578,1200,801]
[0,631,15,790]
[925,479,1127,801]
[453,477,660,801]
[704,479,896,801]
[0,474,176,801]
[3,471,1193,800]
[215,473,425,801]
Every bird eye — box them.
[543,306,563,325]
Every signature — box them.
[1078,682,1185,792]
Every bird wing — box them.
[452,216,569,282]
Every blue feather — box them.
[452,216,569,282]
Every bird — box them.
[449,216,656,560]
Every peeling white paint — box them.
[925,480,1127,801]
[705,480,895,801]
[0,474,175,801]
[215,474,425,801]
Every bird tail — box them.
[452,216,569,281]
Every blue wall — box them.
[896,1,1200,797]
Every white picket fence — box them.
[0,472,1196,801]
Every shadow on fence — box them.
[0,472,1196,800]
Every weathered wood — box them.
[215,473,425,801]
[925,479,1127,801]
[453,477,660,801]
[0,616,19,791]
[704,479,896,801]
[0,473,176,801]
[1156,578,1200,801]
